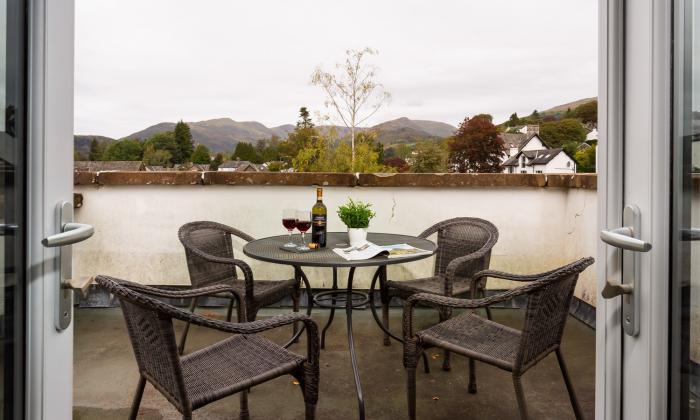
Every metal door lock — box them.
[41,201,94,330]
[600,204,652,336]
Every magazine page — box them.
[379,243,434,259]
[333,242,389,261]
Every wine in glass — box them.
[295,210,311,251]
[282,209,298,248]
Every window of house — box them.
[536,170,543,174]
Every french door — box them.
[597,0,671,419]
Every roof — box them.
[219,160,259,171]
[75,161,145,172]
[500,132,528,149]
[502,148,567,167]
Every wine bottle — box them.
[311,187,327,247]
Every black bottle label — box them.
[312,215,327,247]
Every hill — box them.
[542,97,597,115]
[118,117,456,152]
[74,135,115,157]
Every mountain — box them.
[372,117,456,144]
[115,117,455,152]
[542,97,597,115]
[123,118,295,152]
[74,135,115,157]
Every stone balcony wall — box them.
[73,172,599,306]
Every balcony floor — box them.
[73,307,594,419]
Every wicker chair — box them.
[402,257,594,420]
[178,221,303,354]
[95,275,319,420]
[381,217,498,371]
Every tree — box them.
[294,134,333,172]
[574,100,598,124]
[102,139,144,161]
[191,144,211,164]
[447,115,504,173]
[297,107,314,129]
[74,151,86,161]
[174,120,194,162]
[384,156,410,172]
[508,113,520,127]
[232,142,262,163]
[411,141,447,173]
[210,153,224,171]
[143,132,179,165]
[539,118,587,155]
[89,138,104,160]
[311,47,391,171]
[142,143,172,166]
[575,144,597,173]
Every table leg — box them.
[283,266,313,349]
[320,267,338,349]
[345,267,365,420]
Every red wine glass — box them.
[295,210,311,251]
[282,209,297,248]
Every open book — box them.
[333,242,433,261]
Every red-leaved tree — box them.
[448,114,504,173]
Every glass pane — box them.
[672,1,700,418]
[0,0,25,418]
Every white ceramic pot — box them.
[347,228,368,248]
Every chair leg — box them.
[407,367,417,420]
[226,297,235,322]
[439,308,452,371]
[556,349,585,420]
[239,390,250,420]
[381,299,391,346]
[292,283,301,344]
[481,289,493,320]
[128,376,146,420]
[513,376,529,420]
[468,358,477,394]
[421,352,431,374]
[178,297,198,355]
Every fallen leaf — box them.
[432,396,440,401]
[431,354,440,360]
[292,380,300,385]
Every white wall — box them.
[73,184,599,306]
[544,151,577,173]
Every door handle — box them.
[41,201,94,330]
[599,204,650,336]
[41,222,93,247]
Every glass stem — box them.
[301,232,305,245]
[288,230,293,243]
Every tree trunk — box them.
[350,126,355,172]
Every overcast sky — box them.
[74,0,597,138]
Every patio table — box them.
[243,231,436,420]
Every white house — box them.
[502,134,577,174]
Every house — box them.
[501,125,540,159]
[74,161,145,172]
[217,160,260,172]
[502,134,576,174]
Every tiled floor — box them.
[73,307,594,419]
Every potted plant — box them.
[337,198,376,247]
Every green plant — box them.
[337,198,376,228]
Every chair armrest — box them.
[444,248,491,293]
[182,245,256,296]
[119,281,242,300]
[469,267,563,292]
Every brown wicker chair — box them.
[95,275,319,420]
[402,257,594,420]
[381,217,498,371]
[178,221,305,354]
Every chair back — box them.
[179,221,245,287]
[95,275,190,411]
[420,217,499,280]
[514,257,594,374]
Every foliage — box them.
[330,140,388,173]
[88,138,105,160]
[232,142,262,163]
[279,108,321,164]
[337,198,376,228]
[210,153,224,171]
[142,132,179,165]
[311,47,391,170]
[575,145,596,173]
[507,112,520,127]
[539,118,587,155]
[411,140,447,173]
[384,156,410,172]
[266,161,285,172]
[142,143,172,166]
[103,139,144,161]
[447,115,504,173]
[74,151,86,161]
[297,107,314,129]
[190,144,211,164]
[574,100,597,124]
[293,134,333,172]
[174,120,194,162]
[256,136,282,162]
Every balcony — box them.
[72,171,597,419]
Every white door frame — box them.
[597,0,671,418]
[26,0,75,419]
